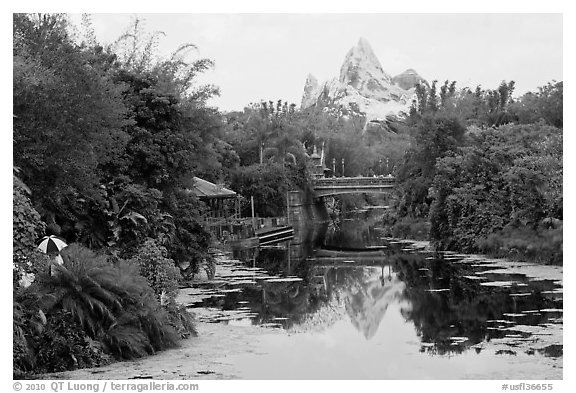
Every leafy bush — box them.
[102,285,179,359]
[36,245,122,337]
[13,250,51,289]
[14,289,109,377]
[13,291,43,378]
[34,310,111,373]
[427,123,562,262]
[388,216,430,240]
[13,326,34,378]
[165,189,213,278]
[126,239,197,339]
[129,238,181,303]
[476,224,562,265]
[395,114,466,219]
[13,183,45,257]
[230,161,308,217]
[13,181,49,286]
[33,244,181,363]
[164,302,197,339]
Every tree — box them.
[427,80,439,113]
[414,83,427,116]
[105,17,225,271]
[428,123,562,259]
[14,13,226,274]
[509,81,563,127]
[229,159,309,217]
[13,13,130,236]
[396,114,466,218]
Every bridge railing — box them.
[313,176,396,188]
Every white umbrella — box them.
[37,235,68,254]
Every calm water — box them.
[181,208,563,379]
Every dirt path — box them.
[43,322,280,380]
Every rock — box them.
[392,68,428,90]
[301,73,320,108]
[300,38,428,131]
[339,37,393,96]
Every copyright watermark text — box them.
[13,381,199,392]
[502,383,554,391]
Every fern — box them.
[36,250,121,337]
[27,243,185,366]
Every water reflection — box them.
[182,207,562,375]
[262,279,309,317]
[339,267,407,340]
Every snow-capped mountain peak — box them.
[301,38,427,130]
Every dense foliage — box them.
[13,171,51,284]
[13,13,223,273]
[222,99,412,216]
[430,123,562,263]
[393,79,563,264]
[14,244,183,376]
[13,13,211,376]
[129,239,181,303]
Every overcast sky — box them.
[67,13,563,112]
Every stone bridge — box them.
[312,176,396,197]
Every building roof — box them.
[188,177,237,199]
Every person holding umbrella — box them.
[18,235,68,288]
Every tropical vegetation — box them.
[13,13,562,377]
[391,79,563,263]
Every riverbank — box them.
[40,251,277,380]
[42,321,281,380]
[383,215,562,265]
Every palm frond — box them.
[32,243,183,361]
[170,43,198,61]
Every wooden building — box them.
[188,177,240,225]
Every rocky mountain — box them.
[391,68,429,90]
[301,38,426,130]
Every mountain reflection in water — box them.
[182,207,562,378]
[340,267,408,340]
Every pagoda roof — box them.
[188,177,237,199]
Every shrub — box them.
[34,310,110,373]
[13,288,108,377]
[13,326,34,378]
[164,302,197,339]
[36,245,122,337]
[127,239,196,340]
[166,189,213,278]
[476,224,562,264]
[32,244,182,365]
[426,124,562,261]
[13,292,43,378]
[13,183,45,258]
[100,261,180,359]
[103,293,179,359]
[229,162,301,217]
[388,216,430,240]
[128,239,181,303]
[13,181,49,287]
[13,250,51,288]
